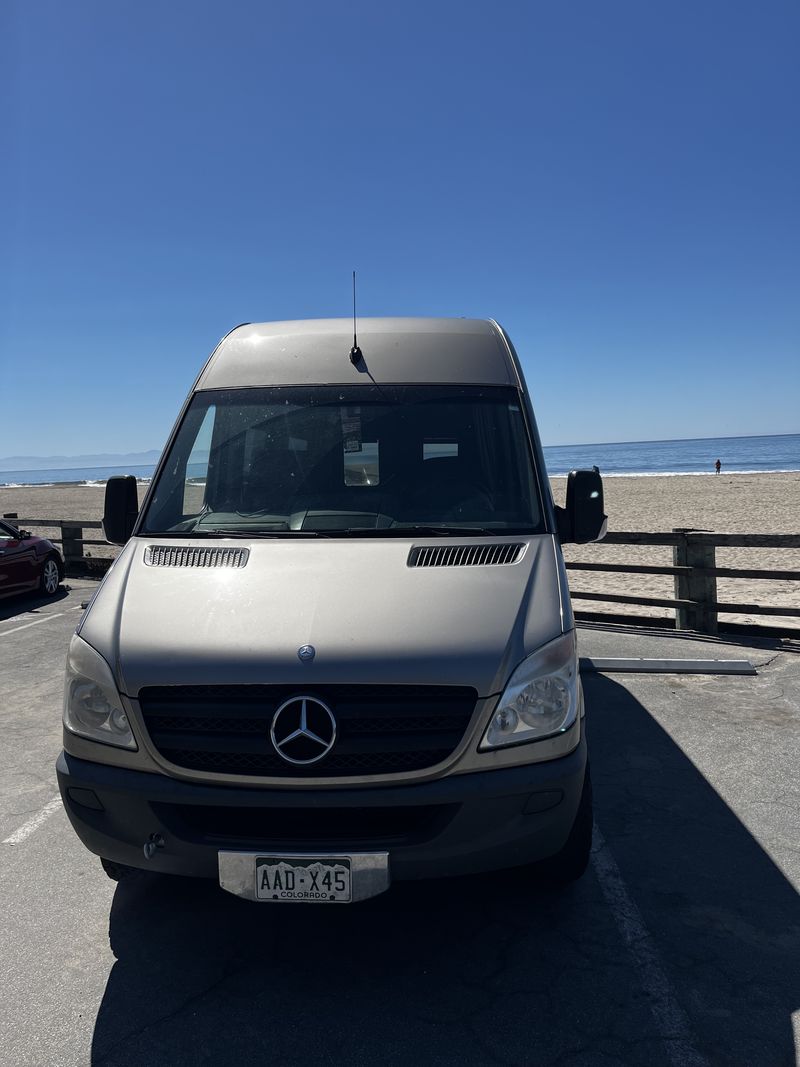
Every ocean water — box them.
[0,435,798,487]
[0,464,156,487]
[543,433,800,477]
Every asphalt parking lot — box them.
[1,580,798,1067]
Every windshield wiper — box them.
[336,525,507,537]
[146,525,529,539]
[142,530,235,538]
[144,528,329,539]
[203,528,330,538]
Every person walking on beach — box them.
[715,458,721,474]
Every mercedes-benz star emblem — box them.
[270,696,337,765]
[297,645,315,663]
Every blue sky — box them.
[2,0,798,455]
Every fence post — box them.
[61,523,85,576]
[673,528,718,634]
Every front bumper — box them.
[56,736,587,882]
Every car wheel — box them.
[40,557,61,596]
[540,764,593,885]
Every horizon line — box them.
[542,431,799,449]
[0,430,798,471]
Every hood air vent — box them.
[408,543,525,568]
[145,546,250,569]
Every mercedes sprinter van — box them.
[57,318,606,903]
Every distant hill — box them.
[0,450,162,472]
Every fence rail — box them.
[5,515,799,634]
[568,528,800,633]
[602,530,800,549]
[2,515,113,578]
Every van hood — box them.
[79,536,567,698]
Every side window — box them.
[182,405,215,515]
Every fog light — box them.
[67,788,105,811]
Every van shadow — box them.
[91,676,800,1067]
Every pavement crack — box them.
[752,652,785,671]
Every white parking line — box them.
[0,613,65,637]
[3,796,63,845]
[0,609,38,626]
[591,824,708,1067]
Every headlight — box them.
[480,631,579,750]
[63,635,137,750]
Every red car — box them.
[0,519,64,599]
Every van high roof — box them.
[196,317,520,390]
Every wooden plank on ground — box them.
[580,657,757,675]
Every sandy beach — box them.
[554,472,800,628]
[2,473,798,628]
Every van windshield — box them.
[141,385,544,536]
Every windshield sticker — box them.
[341,407,362,453]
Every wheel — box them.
[541,764,593,885]
[100,857,141,882]
[40,556,61,597]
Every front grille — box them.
[138,684,477,778]
[153,802,459,848]
[408,543,524,567]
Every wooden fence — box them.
[3,516,113,578]
[567,529,800,634]
[5,515,799,635]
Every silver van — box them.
[57,318,606,903]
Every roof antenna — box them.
[349,270,363,365]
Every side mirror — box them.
[555,467,607,544]
[19,530,32,540]
[103,476,139,546]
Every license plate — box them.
[255,856,352,902]
[218,850,389,903]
